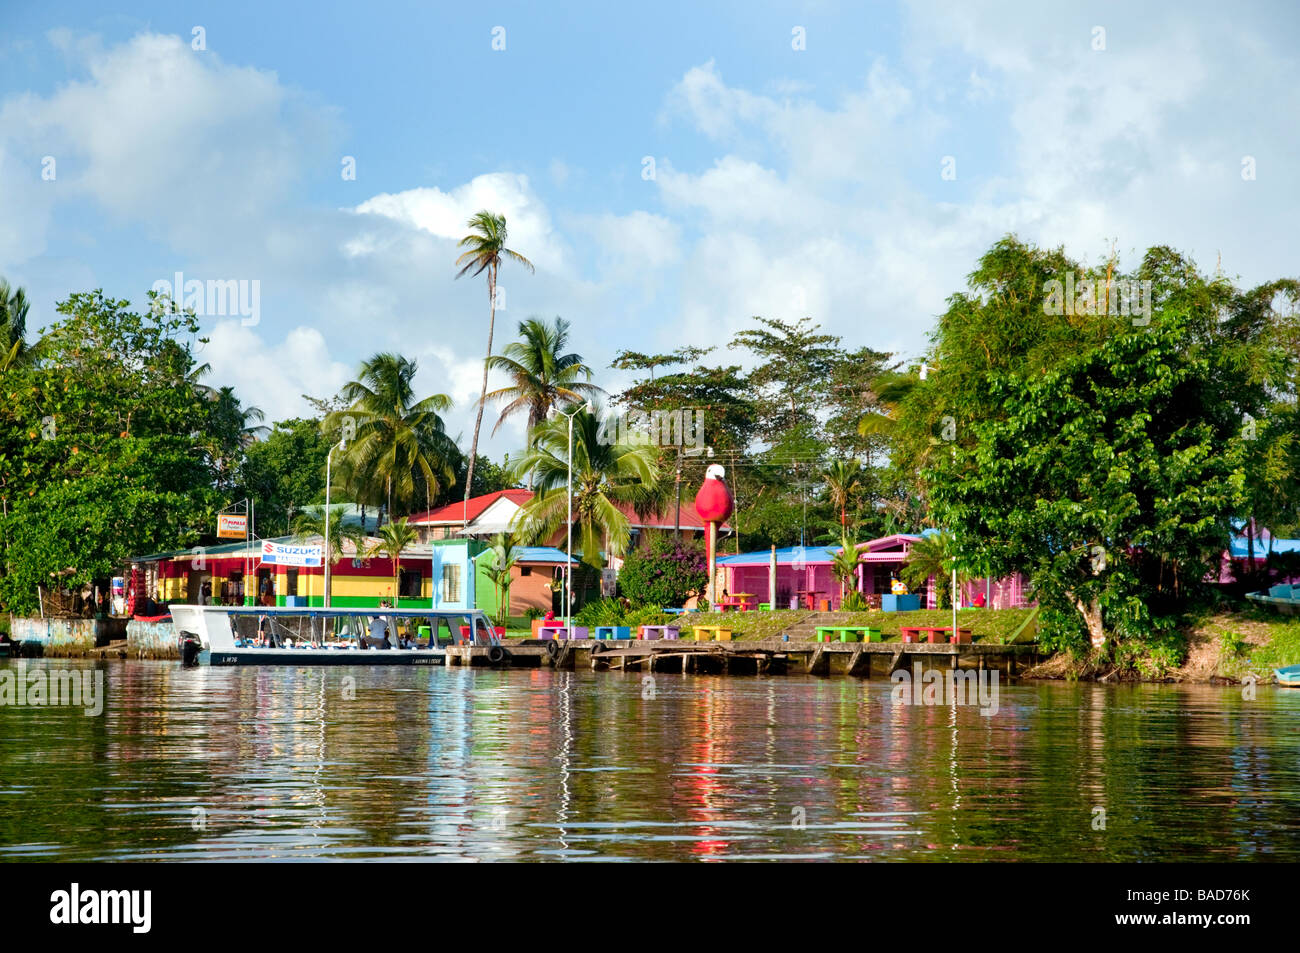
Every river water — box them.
[0,659,1296,861]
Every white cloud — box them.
[200,322,352,421]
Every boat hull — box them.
[1274,664,1300,687]
[208,648,447,666]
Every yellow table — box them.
[692,625,733,641]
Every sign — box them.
[261,540,323,567]
[217,514,248,539]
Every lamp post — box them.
[557,402,592,639]
[323,436,347,608]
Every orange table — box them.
[900,626,973,644]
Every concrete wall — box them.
[9,616,126,656]
[126,618,179,659]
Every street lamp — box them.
[323,435,347,608]
[556,401,593,638]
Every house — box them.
[131,535,485,611]
[716,531,1033,610]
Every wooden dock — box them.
[444,639,1041,678]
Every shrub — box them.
[841,590,868,612]
[616,535,707,608]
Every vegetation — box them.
[615,534,707,608]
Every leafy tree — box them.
[485,316,602,439]
[821,458,866,533]
[239,418,331,535]
[0,279,30,369]
[829,535,862,602]
[483,531,519,625]
[729,316,839,456]
[455,210,534,520]
[616,534,706,608]
[901,532,953,608]
[0,290,217,614]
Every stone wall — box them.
[8,617,126,656]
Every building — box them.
[716,531,1032,610]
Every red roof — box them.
[407,489,534,525]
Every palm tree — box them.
[902,531,954,608]
[485,315,602,443]
[822,458,865,532]
[367,516,419,605]
[291,505,368,606]
[325,353,458,523]
[0,279,30,369]
[507,404,659,569]
[208,385,268,489]
[455,210,534,522]
[830,534,862,602]
[484,532,519,627]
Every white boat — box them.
[168,605,505,666]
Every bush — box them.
[574,597,629,627]
[616,535,707,608]
[841,590,868,612]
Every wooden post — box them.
[707,521,718,607]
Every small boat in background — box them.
[1246,583,1300,615]
[1275,664,1300,688]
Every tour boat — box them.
[169,604,504,666]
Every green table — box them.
[815,626,882,643]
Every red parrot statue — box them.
[694,464,734,607]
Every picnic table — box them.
[593,625,631,640]
[639,624,680,641]
[539,624,589,640]
[691,625,733,642]
[899,625,972,644]
[814,625,882,643]
[715,593,755,611]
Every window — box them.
[520,566,532,577]
[441,563,462,602]
[399,568,422,598]
[286,569,299,596]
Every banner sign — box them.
[261,541,322,567]
[217,514,248,539]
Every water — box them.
[1,659,1297,861]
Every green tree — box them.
[326,353,458,521]
[507,405,659,568]
[0,279,30,369]
[821,458,866,533]
[901,532,953,609]
[239,418,331,535]
[483,531,519,626]
[615,534,707,608]
[455,210,534,520]
[291,505,367,606]
[367,516,418,604]
[829,534,862,602]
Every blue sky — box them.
[2,0,1298,459]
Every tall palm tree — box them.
[507,404,659,569]
[0,279,30,369]
[367,516,419,604]
[207,385,268,489]
[291,505,368,606]
[822,458,865,532]
[485,316,602,487]
[455,210,534,522]
[325,353,458,523]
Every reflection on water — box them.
[1,660,1297,861]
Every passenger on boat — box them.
[366,615,392,649]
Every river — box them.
[0,659,1296,861]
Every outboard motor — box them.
[178,631,203,667]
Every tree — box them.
[455,210,534,522]
[829,535,862,602]
[0,290,217,615]
[239,418,331,535]
[925,241,1276,658]
[729,316,839,455]
[615,534,707,608]
[205,385,268,491]
[821,458,866,533]
[507,405,659,568]
[326,353,458,522]
[483,531,519,626]
[367,516,418,604]
[0,279,30,369]
[291,506,367,606]
[901,532,953,609]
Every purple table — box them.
[641,625,680,641]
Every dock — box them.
[445,639,1041,677]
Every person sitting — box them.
[365,615,392,649]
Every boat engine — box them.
[178,631,203,666]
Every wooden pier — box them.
[444,639,1041,678]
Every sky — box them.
[2,0,1298,460]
